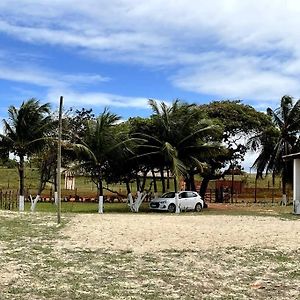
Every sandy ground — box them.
[60,214,300,253]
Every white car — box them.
[149,191,204,213]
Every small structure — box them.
[283,152,300,214]
[64,171,75,190]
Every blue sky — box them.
[1,0,300,168]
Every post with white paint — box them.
[19,195,24,212]
[98,195,104,214]
[175,193,180,213]
[57,96,63,224]
[293,159,300,214]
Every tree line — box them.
[0,96,299,212]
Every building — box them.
[283,152,300,214]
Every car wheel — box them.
[168,203,176,213]
[195,203,202,212]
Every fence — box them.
[0,190,18,210]
[204,186,287,204]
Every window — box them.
[161,192,175,198]
[179,192,188,198]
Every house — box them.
[283,152,300,214]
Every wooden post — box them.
[57,96,63,224]
[231,166,234,203]
[254,177,257,203]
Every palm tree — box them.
[137,99,220,212]
[250,95,300,200]
[74,108,123,213]
[0,99,52,211]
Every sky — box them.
[1,0,300,169]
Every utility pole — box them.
[57,96,63,224]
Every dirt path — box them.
[60,214,300,253]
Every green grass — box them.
[25,201,150,214]
[10,201,295,221]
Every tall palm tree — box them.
[0,99,52,211]
[74,108,123,213]
[250,95,300,199]
[137,99,220,212]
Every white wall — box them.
[293,159,300,214]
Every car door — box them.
[178,191,189,210]
[186,192,197,209]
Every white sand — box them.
[60,214,300,253]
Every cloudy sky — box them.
[1,0,300,120]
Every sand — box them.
[60,214,300,253]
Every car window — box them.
[161,192,175,198]
[179,192,188,198]
[188,192,197,197]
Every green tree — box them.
[250,95,300,199]
[136,99,220,212]
[0,99,52,210]
[199,100,271,199]
[75,108,127,213]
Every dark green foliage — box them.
[0,99,53,195]
[132,99,222,193]
[197,100,273,197]
[249,95,300,193]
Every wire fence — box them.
[0,190,18,210]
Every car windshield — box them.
[161,192,175,198]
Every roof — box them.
[282,152,300,160]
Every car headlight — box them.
[159,200,166,204]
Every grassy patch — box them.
[13,201,298,221]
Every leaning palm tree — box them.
[0,99,52,211]
[249,95,300,201]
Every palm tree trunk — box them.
[151,169,158,197]
[18,155,25,211]
[98,178,104,214]
[125,180,131,195]
[160,167,166,193]
[184,177,190,191]
[272,172,275,204]
[166,169,170,190]
[189,171,196,191]
[136,175,141,192]
[18,155,25,196]
[231,167,234,203]
[281,167,287,206]
[174,177,180,213]
[254,177,257,203]
[125,180,134,211]
[199,177,209,200]
[174,177,178,193]
[31,177,44,212]
[140,171,147,191]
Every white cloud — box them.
[171,53,300,104]
[1,0,300,103]
[46,89,150,109]
[0,61,109,89]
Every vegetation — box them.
[0,99,53,210]
[0,96,299,299]
[249,95,300,197]
[1,96,300,211]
